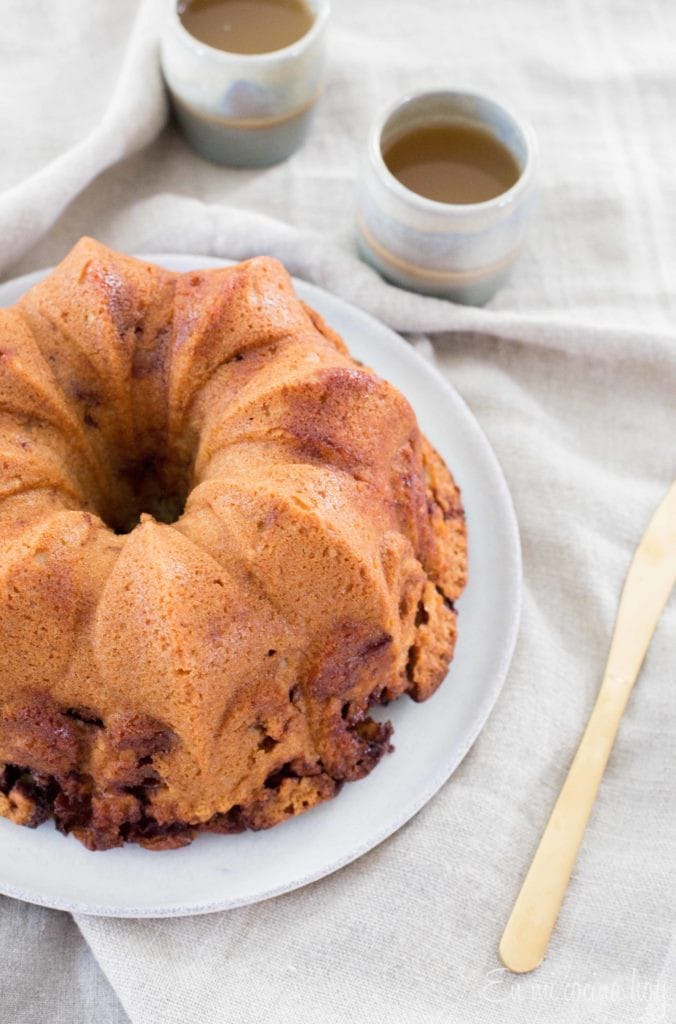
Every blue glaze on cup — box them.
[356,90,538,305]
[161,0,330,167]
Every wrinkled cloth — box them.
[0,1,675,1022]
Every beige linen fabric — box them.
[0,1,674,1022]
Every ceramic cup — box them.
[356,90,538,305]
[161,0,330,168]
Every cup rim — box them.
[368,88,538,214]
[169,0,330,63]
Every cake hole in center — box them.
[107,457,190,534]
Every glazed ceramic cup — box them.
[161,0,330,167]
[356,90,538,305]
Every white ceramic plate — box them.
[0,255,521,918]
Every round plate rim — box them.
[0,253,522,917]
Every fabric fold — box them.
[0,0,167,277]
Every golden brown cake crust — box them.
[0,239,467,850]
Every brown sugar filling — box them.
[0,689,393,850]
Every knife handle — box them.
[499,482,676,974]
[498,682,625,973]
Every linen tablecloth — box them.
[0,1,674,1022]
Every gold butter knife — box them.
[499,480,676,974]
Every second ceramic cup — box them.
[161,0,330,167]
[356,90,538,305]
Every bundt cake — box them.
[0,238,467,851]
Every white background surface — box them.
[0,1,674,1022]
